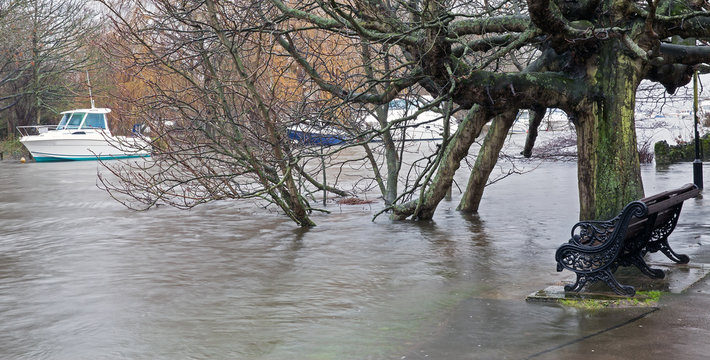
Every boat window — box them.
[56,114,70,130]
[388,99,409,110]
[66,112,86,129]
[82,113,106,129]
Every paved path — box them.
[529,277,710,360]
[404,265,710,360]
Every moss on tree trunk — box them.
[576,44,645,220]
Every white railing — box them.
[16,125,58,137]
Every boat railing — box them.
[17,125,58,137]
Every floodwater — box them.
[0,154,708,359]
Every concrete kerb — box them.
[526,262,710,307]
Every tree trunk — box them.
[457,110,516,213]
[5,118,12,139]
[575,44,644,220]
[359,42,399,206]
[377,105,400,206]
[391,105,490,220]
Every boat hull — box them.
[20,133,151,162]
[31,153,149,162]
[287,129,347,145]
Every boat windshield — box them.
[81,113,106,129]
[65,112,86,129]
[56,114,70,130]
[389,99,408,110]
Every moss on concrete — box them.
[558,290,663,309]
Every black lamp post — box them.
[693,71,703,189]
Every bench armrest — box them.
[568,201,648,247]
[570,219,617,246]
[556,240,622,273]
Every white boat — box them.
[362,98,458,142]
[17,107,151,162]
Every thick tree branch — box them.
[452,71,586,112]
[642,43,710,93]
[663,20,710,39]
[658,43,710,65]
[522,108,546,158]
[631,5,710,39]
[449,15,530,36]
[451,34,524,56]
[526,0,627,49]
[527,0,568,35]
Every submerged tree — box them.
[96,0,455,227]
[97,0,367,226]
[265,0,710,220]
[96,0,710,226]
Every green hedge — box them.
[655,134,710,166]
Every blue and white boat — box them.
[17,107,151,162]
[287,122,350,146]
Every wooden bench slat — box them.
[641,183,697,204]
[646,184,700,214]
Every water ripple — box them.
[0,160,706,359]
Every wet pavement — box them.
[403,161,710,360]
[0,156,709,359]
[403,267,710,360]
[528,282,710,360]
[528,261,710,304]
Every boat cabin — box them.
[56,108,111,131]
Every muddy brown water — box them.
[0,156,707,359]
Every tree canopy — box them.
[0,0,98,137]
[258,0,710,221]
[8,0,709,226]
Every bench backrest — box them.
[625,183,700,240]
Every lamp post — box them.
[693,71,703,189]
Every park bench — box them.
[555,183,700,296]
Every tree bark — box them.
[575,42,645,220]
[391,105,490,220]
[457,110,516,213]
[522,108,546,158]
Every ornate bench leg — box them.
[658,239,690,264]
[564,269,635,296]
[630,254,666,279]
[564,273,587,293]
[647,206,690,264]
[599,269,636,296]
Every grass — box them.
[559,290,663,310]
[0,137,28,160]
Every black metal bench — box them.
[555,183,700,296]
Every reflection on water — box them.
[0,159,707,359]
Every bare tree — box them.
[0,0,98,138]
[96,0,360,226]
[265,0,710,220]
[0,0,26,137]
[95,0,710,226]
